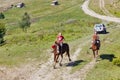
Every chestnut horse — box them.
[52,43,71,69]
[91,40,100,59]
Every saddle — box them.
[57,43,63,54]
[92,39,100,50]
[95,40,100,47]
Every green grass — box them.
[89,0,105,15]
[86,61,120,80]
[104,0,120,17]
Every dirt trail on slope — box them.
[0,36,96,80]
[81,0,120,23]
[28,38,91,80]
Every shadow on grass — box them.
[65,60,84,67]
[98,31,109,34]
[100,54,116,62]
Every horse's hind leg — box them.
[67,51,71,61]
[95,50,99,59]
[68,54,71,61]
[59,54,63,66]
[92,50,96,59]
[96,50,98,57]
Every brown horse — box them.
[52,43,71,69]
[91,40,100,59]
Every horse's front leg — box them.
[54,53,56,62]
[59,54,63,66]
[53,54,59,69]
[55,54,59,63]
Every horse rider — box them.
[90,31,100,50]
[56,32,65,53]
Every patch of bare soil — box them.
[0,37,95,80]
[0,62,38,80]
[0,0,23,12]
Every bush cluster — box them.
[112,57,120,66]
[0,22,6,44]
[0,13,5,19]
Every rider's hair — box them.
[94,31,97,34]
[58,32,62,36]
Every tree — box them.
[0,21,6,44]
[0,12,5,19]
[19,12,31,32]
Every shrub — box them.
[0,21,6,44]
[112,57,120,66]
[19,12,31,32]
[0,12,5,19]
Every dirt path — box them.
[0,37,93,80]
[28,38,91,80]
[81,0,120,23]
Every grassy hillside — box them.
[89,0,105,15]
[1,0,120,79]
[0,0,100,66]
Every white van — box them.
[94,24,106,33]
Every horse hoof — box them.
[53,66,56,69]
[59,63,62,66]
[56,60,59,63]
